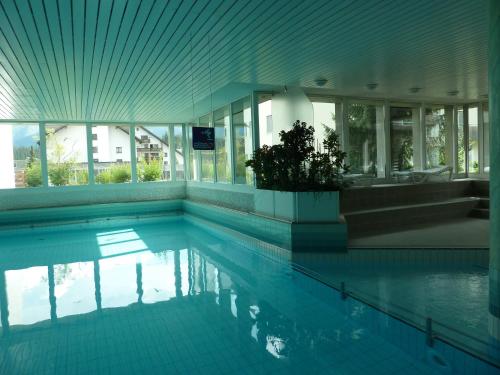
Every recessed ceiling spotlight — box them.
[447,90,459,96]
[366,83,378,90]
[314,78,328,87]
[409,87,422,94]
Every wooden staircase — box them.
[469,198,489,219]
[341,180,489,238]
[468,180,489,220]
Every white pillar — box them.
[0,125,15,189]
[489,0,500,343]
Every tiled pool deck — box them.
[349,218,489,249]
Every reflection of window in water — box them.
[266,335,287,359]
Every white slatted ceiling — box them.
[0,0,489,123]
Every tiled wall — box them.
[183,214,292,263]
[292,248,489,268]
[0,199,183,227]
[182,200,292,249]
[183,201,348,253]
[0,181,186,211]
[185,182,254,211]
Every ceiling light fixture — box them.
[447,90,459,96]
[409,87,422,94]
[366,83,378,90]
[314,78,328,87]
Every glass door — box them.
[390,106,418,172]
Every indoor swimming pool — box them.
[0,215,498,375]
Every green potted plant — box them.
[246,120,350,223]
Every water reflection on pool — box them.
[0,218,465,374]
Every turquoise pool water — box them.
[0,216,496,374]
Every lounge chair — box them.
[392,166,452,183]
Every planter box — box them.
[254,189,340,223]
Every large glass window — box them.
[199,114,214,182]
[141,252,176,303]
[46,124,88,186]
[54,262,96,318]
[6,267,50,325]
[468,106,479,174]
[0,123,41,189]
[214,106,231,183]
[232,97,253,185]
[258,94,273,147]
[135,126,170,182]
[100,254,139,308]
[174,125,185,180]
[483,103,489,173]
[93,125,131,184]
[347,103,382,175]
[390,107,416,171]
[457,107,466,174]
[425,107,448,169]
[312,101,336,150]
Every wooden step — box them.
[469,208,489,219]
[471,180,489,197]
[479,198,489,209]
[344,197,480,238]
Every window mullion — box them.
[130,126,137,183]
[463,105,469,177]
[39,122,49,187]
[182,124,190,180]
[169,125,176,182]
[196,118,201,181]
[418,103,426,170]
[86,123,95,185]
[477,102,484,177]
[383,101,392,180]
[228,103,236,185]
[211,112,216,183]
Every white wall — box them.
[94,126,110,162]
[258,100,273,146]
[48,125,88,163]
[312,101,336,150]
[108,127,132,162]
[134,127,169,165]
[270,87,313,144]
[90,126,130,162]
[0,125,15,189]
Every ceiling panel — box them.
[0,0,489,123]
